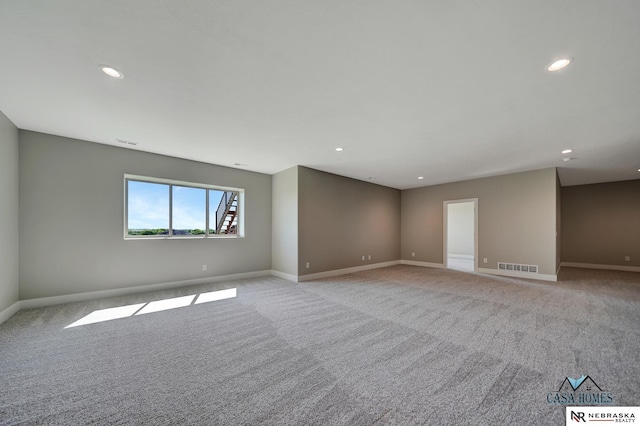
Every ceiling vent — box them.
[117,139,138,146]
[498,262,538,273]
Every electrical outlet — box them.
[306,262,310,269]
[368,255,371,260]
[483,258,488,264]
[202,264,207,271]
[412,252,415,257]
[625,256,631,262]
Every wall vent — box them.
[498,262,538,273]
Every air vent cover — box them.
[498,262,538,273]
[117,139,138,146]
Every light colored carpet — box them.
[447,256,474,272]
[1,265,638,425]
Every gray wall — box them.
[446,201,474,256]
[272,166,298,276]
[556,171,562,271]
[562,179,640,267]
[0,111,20,313]
[19,131,272,300]
[402,168,558,275]
[298,167,400,275]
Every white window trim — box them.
[124,174,244,240]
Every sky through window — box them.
[127,179,231,236]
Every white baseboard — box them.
[477,267,557,282]
[447,254,474,260]
[270,270,299,283]
[400,260,445,269]
[561,262,640,273]
[20,270,272,309]
[298,260,401,282]
[0,301,21,325]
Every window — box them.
[125,175,243,238]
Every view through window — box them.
[125,176,242,238]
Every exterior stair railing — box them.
[215,191,238,234]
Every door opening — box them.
[444,199,478,272]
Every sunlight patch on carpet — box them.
[135,295,196,315]
[65,303,146,328]
[65,288,236,329]
[195,288,236,304]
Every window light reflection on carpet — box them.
[64,288,237,329]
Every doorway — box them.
[444,199,478,272]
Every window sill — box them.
[124,235,243,240]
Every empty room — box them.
[1,1,639,425]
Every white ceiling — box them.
[1,1,639,189]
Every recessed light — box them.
[367,177,375,180]
[418,176,424,180]
[547,58,572,72]
[100,65,124,79]
[561,149,573,154]
[234,163,248,167]
[637,168,640,172]
[335,147,344,152]
[562,157,574,162]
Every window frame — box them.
[124,174,244,240]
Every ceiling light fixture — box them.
[418,176,424,180]
[562,157,574,162]
[335,147,344,152]
[100,65,124,79]
[547,58,572,72]
[561,149,573,154]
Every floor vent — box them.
[498,262,538,273]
